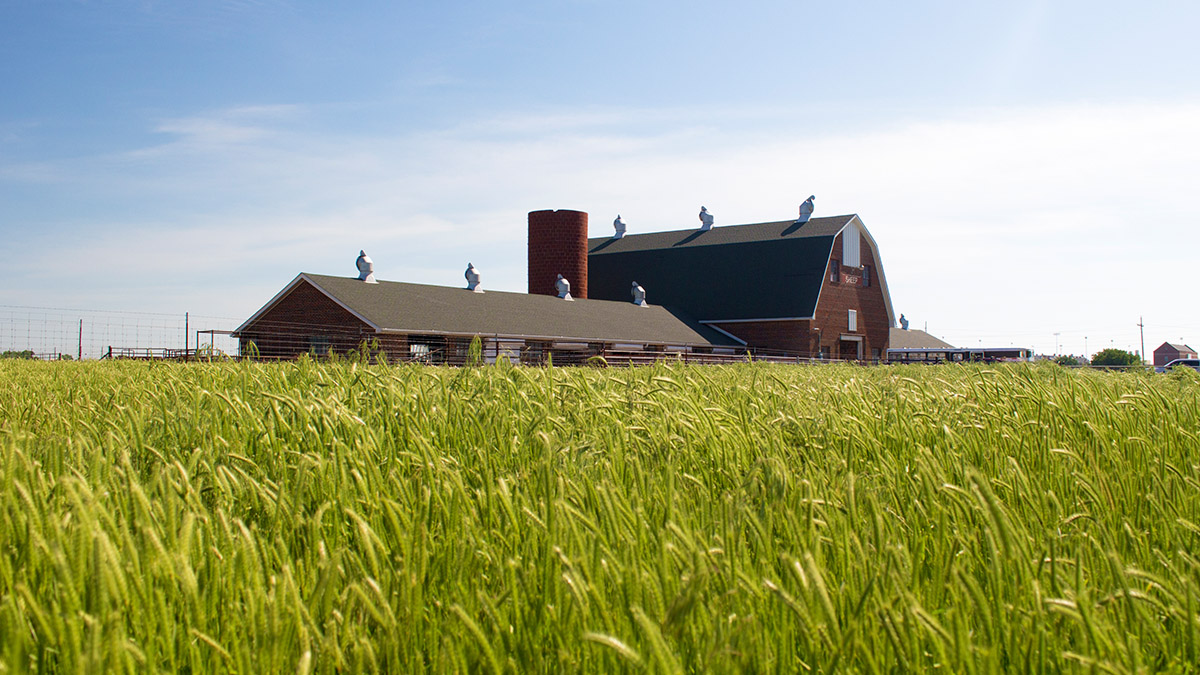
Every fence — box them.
[228,322,866,366]
[0,305,240,360]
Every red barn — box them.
[587,214,895,360]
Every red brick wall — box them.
[708,320,816,355]
[528,209,588,299]
[238,279,377,358]
[812,231,891,360]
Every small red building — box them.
[1153,342,1198,367]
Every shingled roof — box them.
[1159,342,1195,353]
[888,328,955,350]
[588,215,860,322]
[236,273,738,347]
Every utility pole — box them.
[1137,316,1145,364]
[78,319,83,361]
[1054,332,1060,355]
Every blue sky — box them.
[2,0,1199,356]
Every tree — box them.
[1053,355,1080,366]
[1090,348,1140,367]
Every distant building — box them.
[886,327,1031,363]
[886,328,958,362]
[1153,342,1197,367]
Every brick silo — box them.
[528,209,588,299]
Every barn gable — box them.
[234,275,376,357]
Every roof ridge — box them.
[301,272,710,311]
[586,214,857,242]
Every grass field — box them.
[1,358,1199,673]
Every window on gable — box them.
[862,265,871,288]
[830,260,840,283]
[848,309,858,332]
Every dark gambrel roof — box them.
[238,273,738,346]
[589,215,853,253]
[588,216,856,322]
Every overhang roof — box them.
[237,273,739,347]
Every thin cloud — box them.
[148,104,304,147]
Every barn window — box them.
[848,309,858,332]
[862,265,870,288]
[309,335,331,355]
[830,260,840,283]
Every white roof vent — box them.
[355,250,377,283]
[465,262,483,292]
[698,206,714,231]
[555,274,574,301]
[796,195,815,224]
[613,214,626,239]
[631,281,647,306]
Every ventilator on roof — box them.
[356,250,377,283]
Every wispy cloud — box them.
[147,104,304,148]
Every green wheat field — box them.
[1,359,1199,673]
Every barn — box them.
[235,205,897,363]
[585,212,895,360]
[232,273,740,364]
[1153,342,1198,367]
